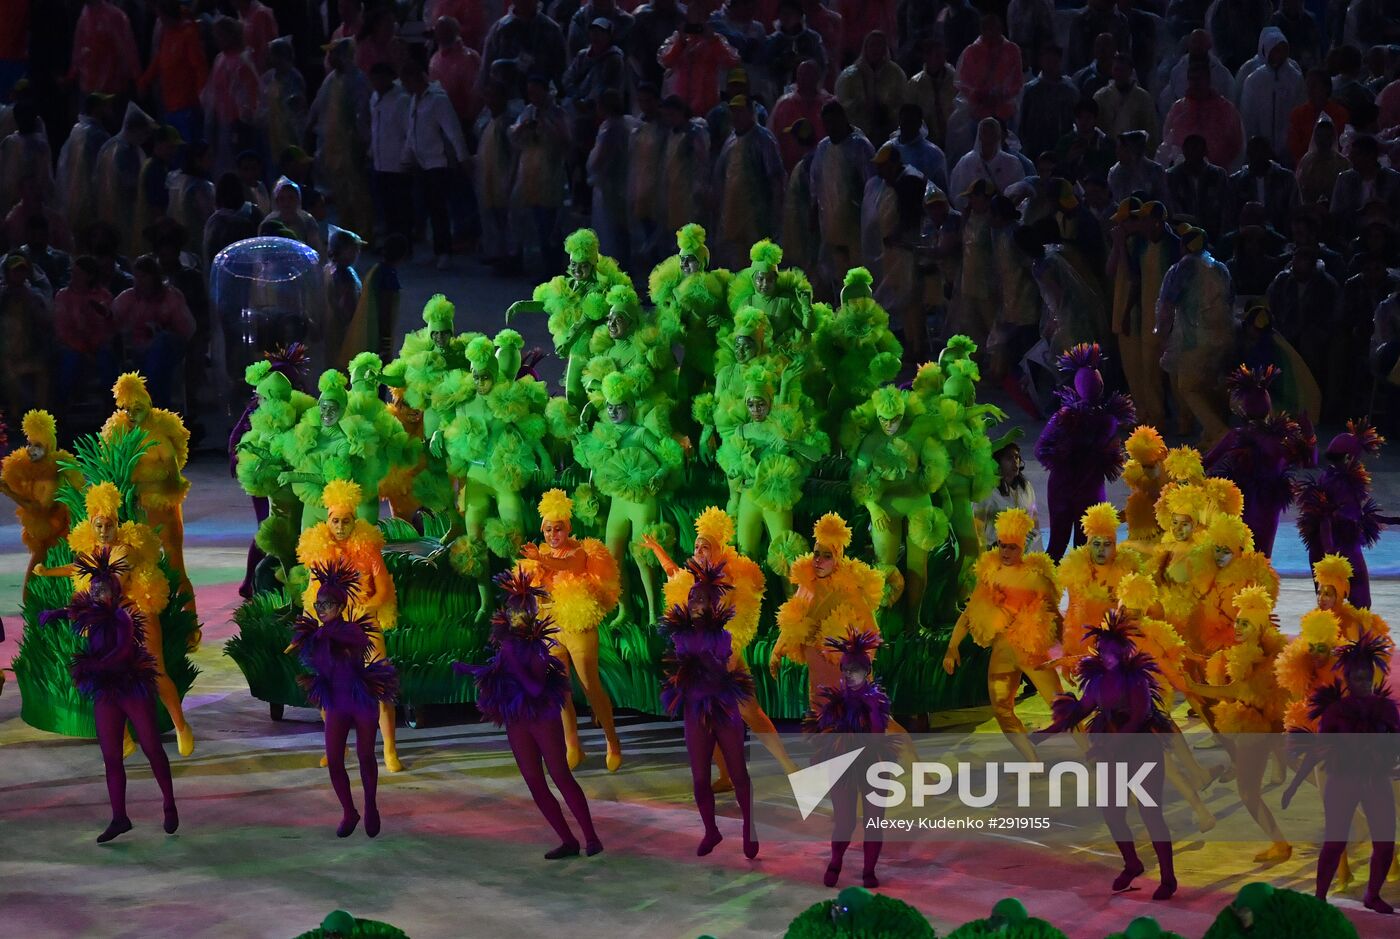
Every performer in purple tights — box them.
[1282,633,1399,913]
[660,560,759,859]
[1039,609,1177,900]
[1295,420,1400,609]
[229,343,308,597]
[1034,343,1136,560]
[288,560,398,838]
[456,570,603,859]
[1204,365,1315,557]
[42,549,178,843]
[806,629,892,889]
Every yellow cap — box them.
[1125,426,1167,464]
[537,488,573,525]
[994,508,1035,546]
[1232,585,1274,624]
[1312,554,1353,598]
[1163,446,1204,483]
[21,409,57,451]
[86,482,122,520]
[694,506,735,548]
[1300,609,1340,646]
[113,372,151,409]
[813,512,853,556]
[321,479,362,516]
[1080,502,1119,540]
[1206,514,1254,553]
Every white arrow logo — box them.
[786,747,866,820]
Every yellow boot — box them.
[175,723,194,757]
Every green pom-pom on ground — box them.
[1104,916,1188,939]
[784,888,935,938]
[1201,884,1359,939]
[945,898,1068,939]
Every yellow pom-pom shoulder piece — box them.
[994,507,1035,546]
[1163,446,1203,483]
[537,488,573,524]
[85,482,122,520]
[1080,502,1119,539]
[321,479,362,515]
[113,372,151,409]
[1117,572,1157,613]
[812,512,852,555]
[694,506,735,547]
[1312,554,1353,598]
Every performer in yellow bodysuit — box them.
[517,489,623,772]
[1185,514,1280,659]
[101,373,196,630]
[296,479,402,773]
[770,513,884,706]
[943,508,1064,760]
[1056,503,1143,667]
[0,410,81,592]
[1121,425,1168,547]
[642,506,796,780]
[41,483,194,756]
[1312,554,1393,647]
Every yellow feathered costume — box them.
[102,373,191,510]
[1204,586,1287,734]
[516,488,620,635]
[963,509,1060,666]
[1187,515,1279,656]
[1122,426,1168,543]
[1057,503,1144,658]
[66,482,169,618]
[1313,554,1394,650]
[1116,573,1191,693]
[662,506,765,649]
[296,480,398,629]
[1,410,81,557]
[1275,609,1342,731]
[775,514,883,658]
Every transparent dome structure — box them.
[210,236,325,385]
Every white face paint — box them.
[26,442,45,462]
[607,402,630,424]
[568,258,595,282]
[747,397,771,422]
[1214,546,1234,569]
[754,269,776,295]
[680,254,701,276]
[1317,585,1338,611]
[1089,535,1115,565]
[320,399,341,427]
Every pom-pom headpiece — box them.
[1125,426,1166,464]
[465,336,498,377]
[840,267,873,304]
[1056,342,1104,401]
[1080,502,1119,540]
[602,371,636,405]
[537,488,573,524]
[113,372,151,409]
[321,479,362,516]
[422,294,455,332]
[1164,484,1207,520]
[21,409,56,451]
[823,628,882,673]
[605,283,639,318]
[317,369,348,407]
[1232,585,1274,625]
[676,223,709,266]
[85,482,121,521]
[1163,446,1204,482]
[1207,514,1254,553]
[347,351,383,386]
[812,512,852,556]
[1312,554,1353,599]
[742,363,775,402]
[1334,632,1392,681]
[694,506,735,547]
[1226,364,1277,421]
[310,559,362,606]
[749,238,782,272]
[731,306,768,343]
[994,508,1035,547]
[872,386,907,422]
[1325,418,1385,463]
[564,228,601,264]
[1299,609,1340,647]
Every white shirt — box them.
[370,83,411,173]
[402,82,469,171]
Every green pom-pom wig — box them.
[676,223,709,267]
[564,228,601,263]
[422,293,456,332]
[749,238,782,271]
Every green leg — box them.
[905,529,930,626]
[944,479,977,593]
[604,501,636,626]
[461,481,493,619]
[725,476,742,519]
[760,506,793,568]
[626,498,661,624]
[736,494,764,559]
[564,353,586,409]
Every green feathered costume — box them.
[381,294,481,439]
[843,384,952,623]
[813,268,902,440]
[715,362,830,571]
[784,887,935,939]
[648,223,731,429]
[573,371,684,624]
[584,282,680,432]
[511,228,633,408]
[726,239,816,356]
[236,360,318,568]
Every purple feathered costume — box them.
[454,570,601,859]
[42,550,177,843]
[1283,634,1399,912]
[1294,420,1397,609]
[1204,365,1316,557]
[659,560,759,860]
[288,561,398,838]
[1040,610,1176,900]
[1034,344,1136,559]
[804,630,892,889]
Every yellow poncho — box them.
[963,551,1060,665]
[517,538,620,635]
[296,521,398,629]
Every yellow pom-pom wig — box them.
[1164,485,1207,521]
[1080,502,1120,540]
[538,488,573,525]
[1207,514,1254,553]
[1300,609,1341,647]
[1125,426,1167,464]
[994,508,1035,547]
[1163,446,1204,483]
[321,479,362,515]
[21,409,57,451]
[1232,585,1274,626]
[1202,477,1245,518]
[694,506,735,547]
[113,372,152,409]
[813,512,852,556]
[86,482,122,520]
[1117,572,1157,612]
[1312,554,1353,599]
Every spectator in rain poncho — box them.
[954,178,996,346]
[1161,60,1246,169]
[57,94,113,245]
[1155,227,1235,446]
[110,255,196,409]
[94,104,157,259]
[889,103,948,194]
[905,38,956,154]
[1017,44,1081,165]
[0,104,52,217]
[658,94,711,235]
[202,16,262,177]
[264,177,325,258]
[309,39,373,248]
[1238,28,1304,166]
[714,95,786,270]
[139,1,209,146]
[258,39,308,174]
[430,16,483,127]
[768,59,833,173]
[476,78,520,268]
[835,31,907,148]
[1027,226,1107,356]
[954,13,1023,125]
[1206,0,1274,72]
[511,75,572,271]
[780,119,821,277]
[948,117,1026,210]
[132,126,183,261]
[587,90,632,265]
[167,143,216,259]
[235,0,278,72]
[1094,52,1161,155]
[1157,29,1236,115]
[811,100,874,289]
[69,0,139,97]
